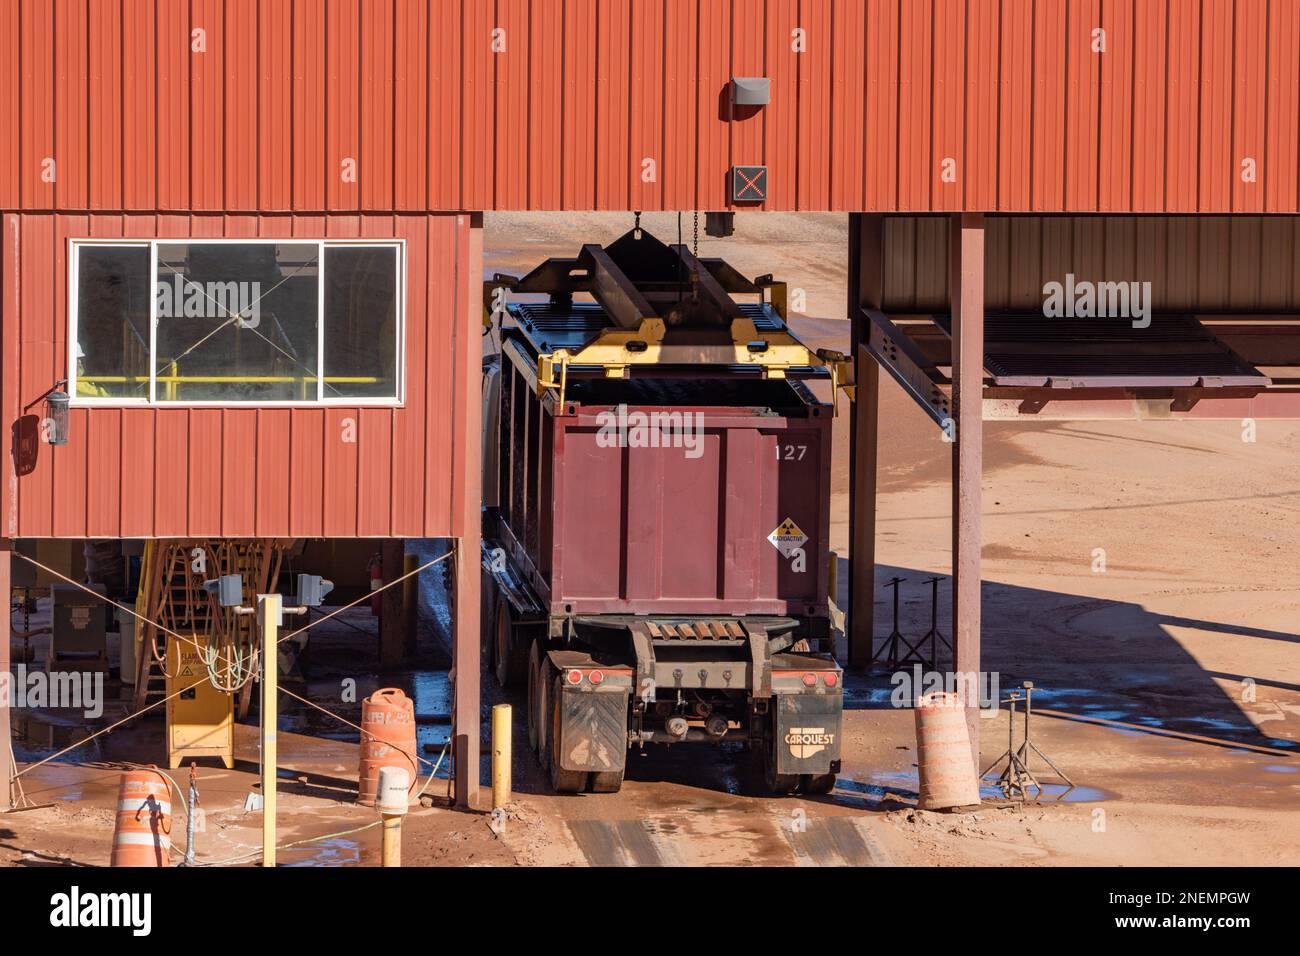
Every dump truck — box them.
[480,227,851,794]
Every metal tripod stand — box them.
[871,577,929,669]
[918,576,952,667]
[981,681,1075,801]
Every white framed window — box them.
[69,239,405,405]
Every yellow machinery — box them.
[166,629,234,770]
[135,539,290,769]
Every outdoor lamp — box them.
[43,381,71,446]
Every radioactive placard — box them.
[768,518,807,558]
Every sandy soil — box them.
[4,212,1296,867]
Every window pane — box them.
[323,246,399,398]
[75,247,150,398]
[154,243,320,402]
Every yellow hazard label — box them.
[768,518,807,557]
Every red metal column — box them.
[0,539,10,810]
[847,214,884,668]
[950,213,984,770]
[453,216,484,810]
[379,540,406,669]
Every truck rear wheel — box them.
[494,601,528,690]
[549,675,588,794]
[800,773,836,795]
[589,770,624,793]
[760,713,800,794]
[526,640,544,754]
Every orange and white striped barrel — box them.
[110,768,172,867]
[358,688,417,807]
[914,692,981,810]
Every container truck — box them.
[480,227,851,794]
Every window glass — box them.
[323,246,399,398]
[75,247,150,398]
[154,243,321,402]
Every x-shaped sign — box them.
[732,165,768,202]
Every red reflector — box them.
[802,673,817,687]
[588,669,605,685]
[566,669,583,685]
[824,672,838,687]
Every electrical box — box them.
[165,633,234,769]
[50,583,109,673]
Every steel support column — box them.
[950,213,985,770]
[0,539,10,810]
[379,540,406,669]
[453,215,484,810]
[847,214,884,669]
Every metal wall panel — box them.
[2,0,1298,215]
[0,212,472,538]
[882,214,1300,314]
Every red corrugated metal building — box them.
[1,0,1297,807]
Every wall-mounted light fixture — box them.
[42,381,71,446]
[731,77,770,107]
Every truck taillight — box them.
[824,672,838,687]
[566,669,584,685]
[588,669,605,685]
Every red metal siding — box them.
[0,212,473,538]
[3,0,1294,214]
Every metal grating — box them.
[934,313,1271,389]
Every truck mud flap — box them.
[558,689,629,774]
[775,692,842,775]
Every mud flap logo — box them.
[785,727,834,759]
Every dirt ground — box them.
[3,212,1297,867]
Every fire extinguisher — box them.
[368,552,383,616]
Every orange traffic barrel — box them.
[914,692,981,810]
[358,688,417,807]
[110,767,172,867]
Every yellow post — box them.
[491,703,512,809]
[381,816,402,867]
[376,765,409,867]
[259,593,281,868]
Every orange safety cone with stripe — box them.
[110,768,172,867]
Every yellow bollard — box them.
[491,703,512,809]
[376,766,409,867]
[258,594,281,868]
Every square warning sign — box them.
[768,518,807,558]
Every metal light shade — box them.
[44,384,70,446]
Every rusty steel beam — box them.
[950,213,985,772]
[847,215,883,670]
[454,217,485,811]
[863,308,953,427]
[579,243,659,329]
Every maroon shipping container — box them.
[536,387,832,618]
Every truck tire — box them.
[549,675,588,794]
[761,718,800,795]
[526,640,544,754]
[589,770,624,794]
[800,773,837,795]
[495,601,528,690]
